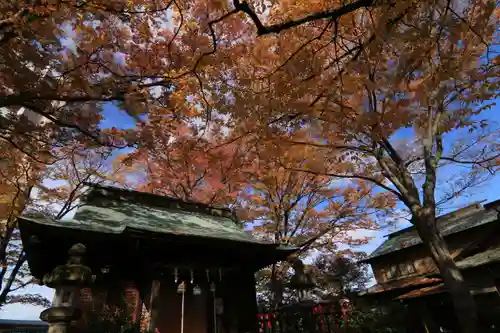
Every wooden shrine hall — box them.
[18,184,299,333]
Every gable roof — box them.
[19,184,270,245]
[367,201,500,261]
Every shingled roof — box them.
[367,200,500,260]
[19,184,273,245]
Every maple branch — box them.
[287,196,316,242]
[0,252,27,305]
[167,0,184,64]
[373,149,420,209]
[308,3,413,106]
[305,32,375,84]
[0,168,33,286]
[436,171,490,207]
[284,137,416,204]
[295,223,343,255]
[286,140,372,154]
[7,279,34,293]
[187,6,239,83]
[234,0,376,36]
[267,19,335,77]
[284,166,402,200]
[88,1,175,14]
[448,7,491,54]
[0,97,132,150]
[55,180,90,220]
[0,134,52,164]
[440,153,500,167]
[375,138,421,207]
[380,137,404,167]
[0,92,117,105]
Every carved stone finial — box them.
[68,244,86,265]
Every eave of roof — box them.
[455,245,500,269]
[396,283,445,300]
[358,276,442,296]
[396,284,499,300]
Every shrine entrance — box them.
[18,184,299,333]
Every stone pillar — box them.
[40,244,95,333]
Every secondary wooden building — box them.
[19,184,298,333]
[360,199,500,332]
[0,320,47,333]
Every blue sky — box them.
[2,101,499,320]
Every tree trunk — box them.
[414,214,479,333]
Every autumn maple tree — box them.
[0,0,429,161]
[248,147,397,306]
[32,145,119,217]
[0,141,118,308]
[0,141,46,307]
[1,0,499,331]
[312,253,370,296]
[211,1,499,332]
[113,127,251,207]
[118,132,395,306]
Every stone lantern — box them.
[289,257,316,300]
[40,244,95,333]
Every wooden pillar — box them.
[418,299,440,333]
[222,269,258,333]
[239,270,258,333]
[148,279,161,332]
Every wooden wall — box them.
[75,269,259,333]
[77,281,142,332]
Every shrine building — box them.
[18,184,299,333]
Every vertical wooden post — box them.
[148,280,161,332]
[418,299,440,333]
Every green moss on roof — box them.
[20,186,268,244]
[368,208,499,260]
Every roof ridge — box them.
[82,183,237,221]
[386,201,486,239]
[437,201,485,222]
